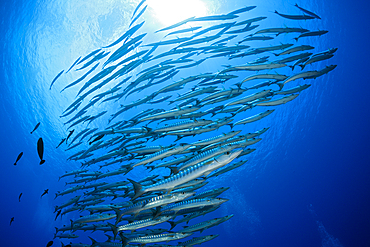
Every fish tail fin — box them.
[107,222,118,240]
[119,233,129,247]
[88,236,97,245]
[168,220,177,230]
[169,166,179,175]
[299,64,305,70]
[153,206,162,219]
[234,82,243,88]
[277,83,284,91]
[53,233,56,239]
[55,227,58,233]
[288,65,294,70]
[175,135,184,142]
[39,160,45,165]
[228,123,234,129]
[105,234,113,241]
[294,37,299,42]
[127,178,145,201]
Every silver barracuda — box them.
[120,232,192,246]
[178,234,219,246]
[232,110,275,128]
[225,89,272,107]
[108,216,173,239]
[138,106,200,122]
[133,144,191,167]
[178,215,234,233]
[128,150,243,200]
[256,94,299,106]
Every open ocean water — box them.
[0,0,369,246]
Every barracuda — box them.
[283,70,321,84]
[178,214,234,233]
[146,155,192,171]
[208,160,248,178]
[192,130,241,146]
[103,21,145,48]
[225,89,272,107]
[85,202,132,214]
[193,187,230,199]
[255,27,309,35]
[273,45,314,56]
[201,87,247,102]
[256,94,299,106]
[166,126,218,138]
[223,63,286,73]
[241,73,288,84]
[108,216,173,239]
[128,150,242,200]
[153,119,212,133]
[133,144,191,167]
[113,192,195,224]
[170,87,219,103]
[232,110,275,128]
[130,145,173,154]
[58,169,88,181]
[299,53,334,70]
[55,185,84,198]
[138,106,200,122]
[120,232,192,246]
[168,206,220,229]
[178,146,236,171]
[157,198,228,217]
[54,195,81,212]
[179,234,219,246]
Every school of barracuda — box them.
[51,1,337,246]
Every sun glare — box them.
[147,0,207,26]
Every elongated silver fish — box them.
[128,150,242,200]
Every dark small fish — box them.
[56,138,66,149]
[14,152,23,166]
[49,70,64,90]
[55,210,61,221]
[66,130,75,144]
[19,193,22,202]
[41,189,49,198]
[46,241,53,247]
[10,217,14,226]
[30,122,40,134]
[37,138,45,165]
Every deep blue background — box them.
[1,0,369,247]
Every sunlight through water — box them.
[148,0,207,25]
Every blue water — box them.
[1,0,370,246]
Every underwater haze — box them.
[1,0,370,247]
